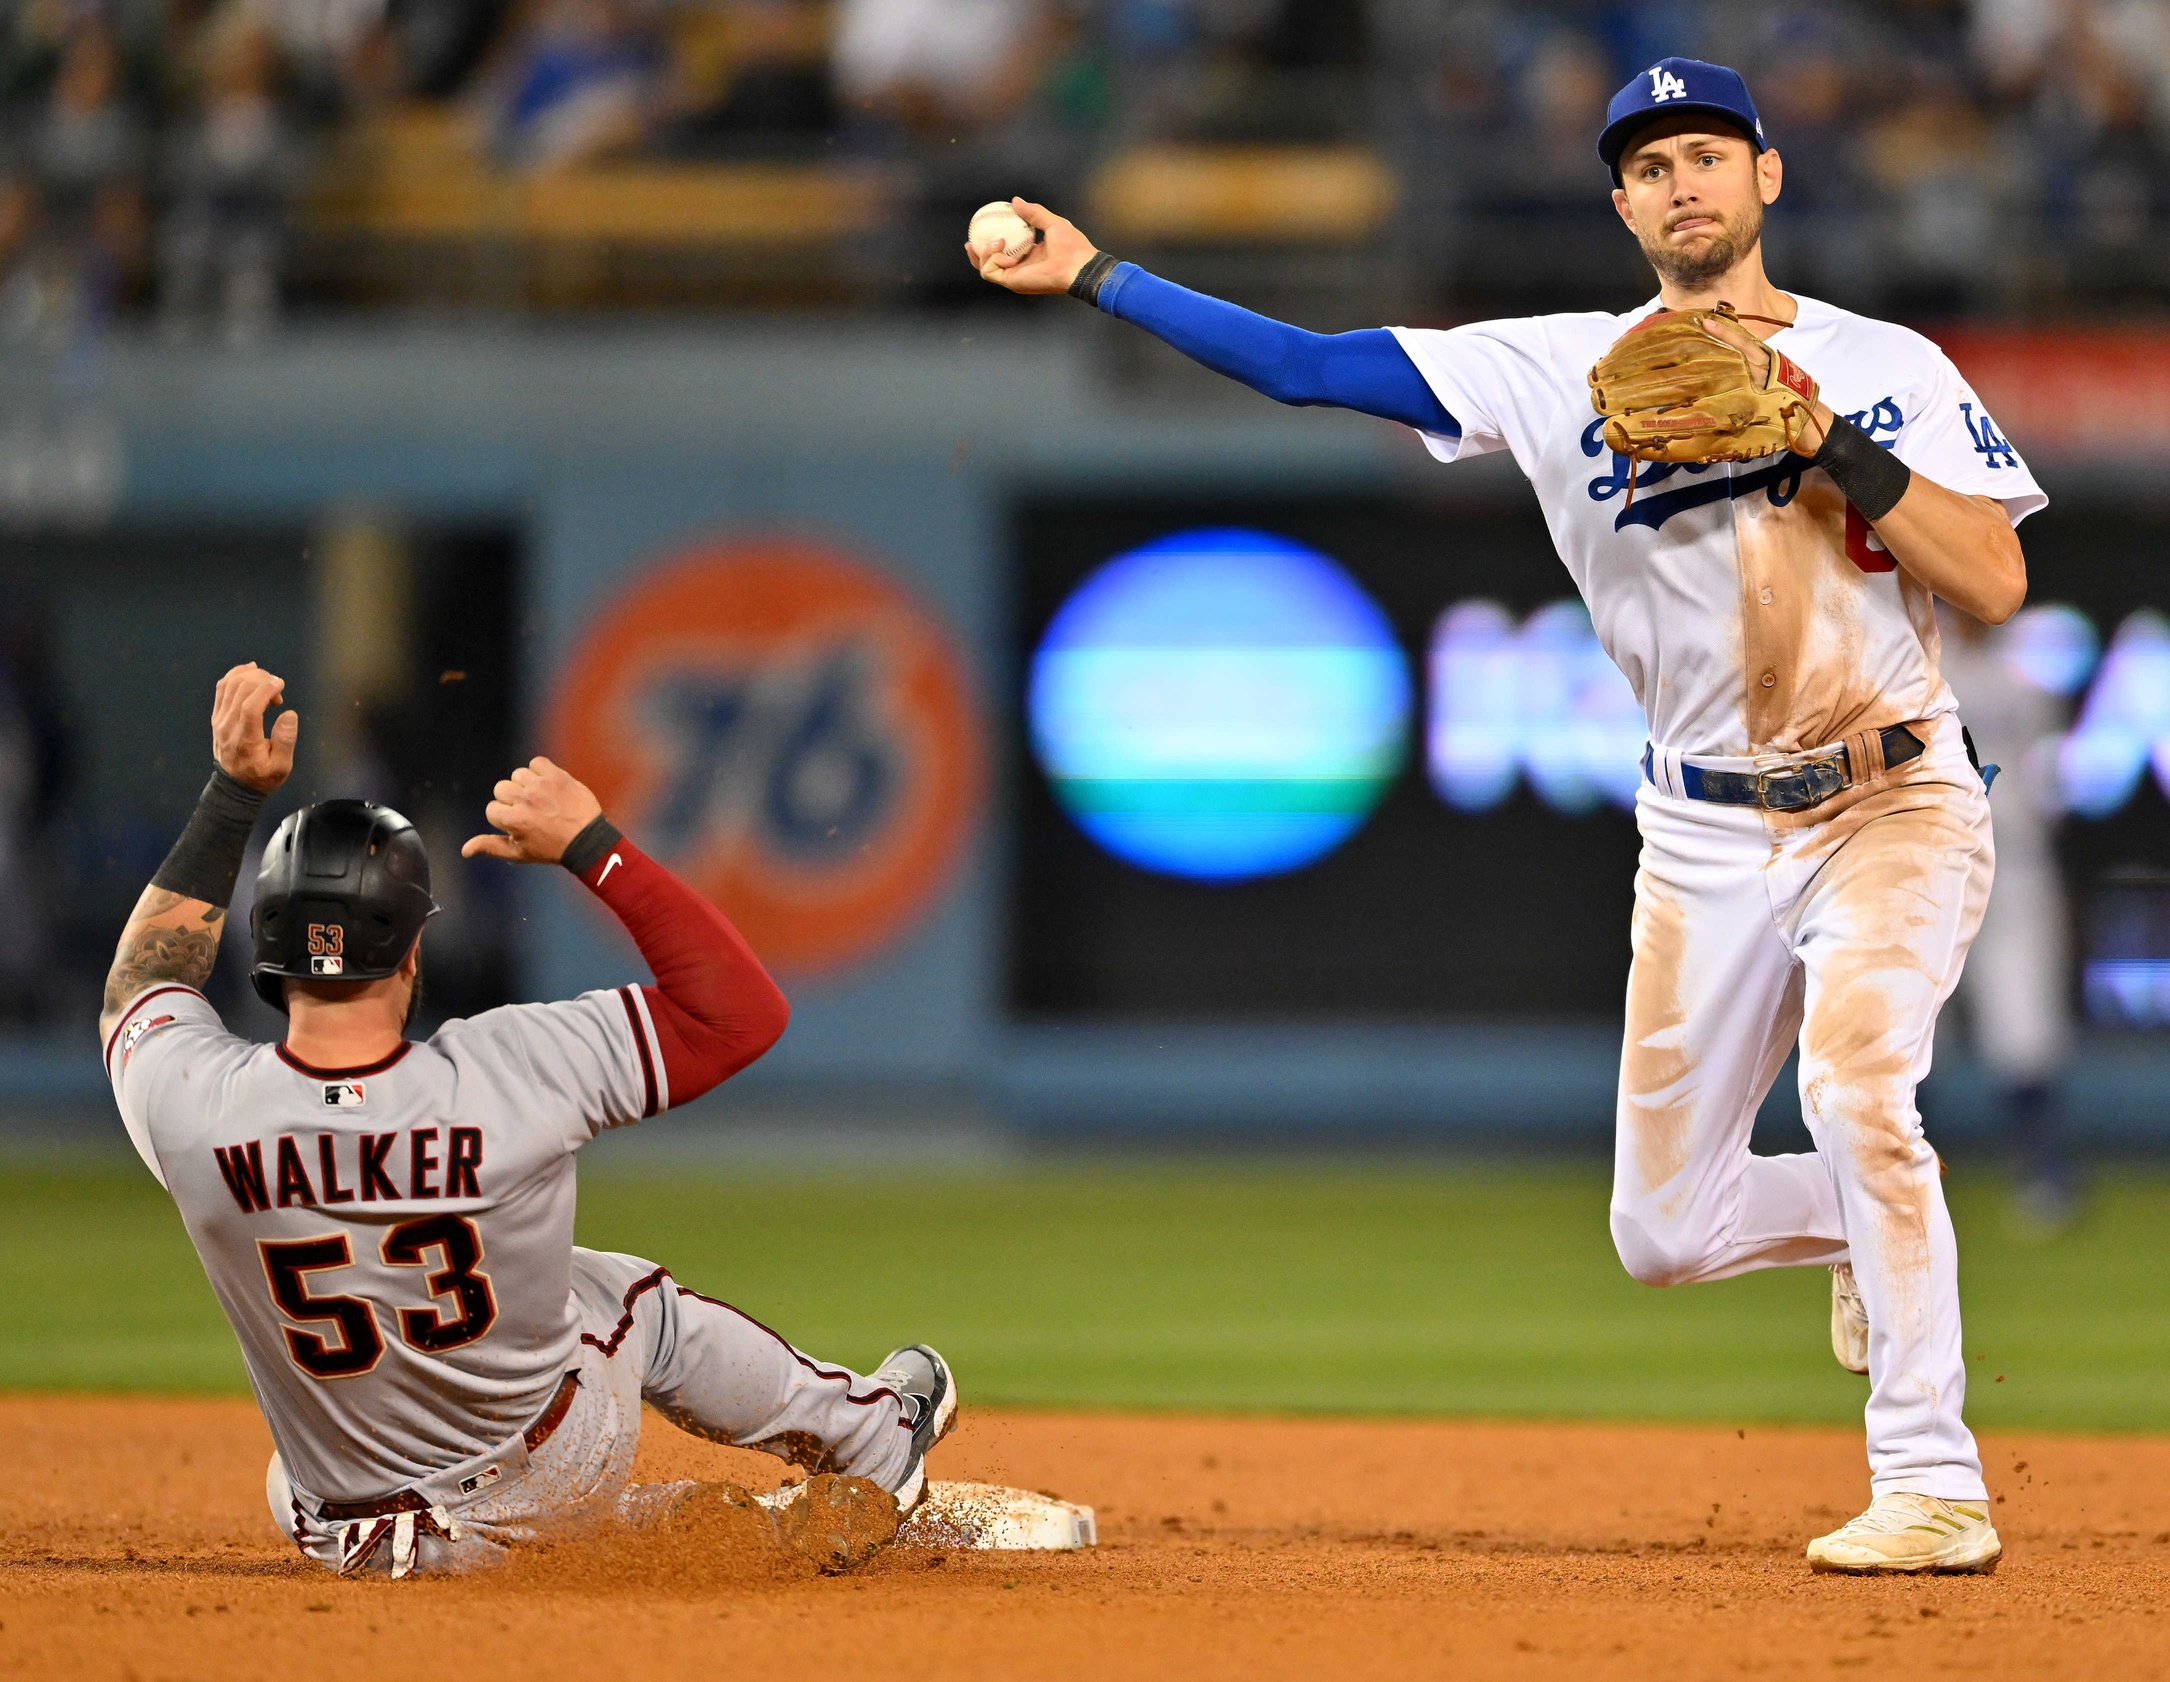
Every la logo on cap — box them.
[1649,65,1688,102]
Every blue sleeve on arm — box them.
[1097,262,1458,437]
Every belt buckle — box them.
[1754,766,1808,810]
[1755,755,1844,812]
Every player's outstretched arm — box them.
[465,758,790,1101]
[969,198,1458,436]
[100,663,295,1042]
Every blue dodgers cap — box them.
[1598,57,1767,178]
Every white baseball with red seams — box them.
[968,200,1035,261]
[1390,294,2043,1501]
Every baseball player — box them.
[99,662,958,1577]
[974,57,2039,1573]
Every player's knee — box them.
[1609,1207,1706,1287]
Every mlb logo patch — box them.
[309,954,345,976]
[322,1081,366,1108]
[458,1464,502,1496]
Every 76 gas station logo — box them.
[549,538,982,976]
[643,644,900,867]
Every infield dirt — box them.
[3,1395,2167,1680]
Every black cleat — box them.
[870,1343,957,1514]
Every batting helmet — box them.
[250,800,440,1012]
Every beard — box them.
[1638,197,1763,291]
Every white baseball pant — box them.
[1612,715,1994,1499]
[270,1246,918,1574]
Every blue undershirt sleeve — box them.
[1095,262,1459,438]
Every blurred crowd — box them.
[1405,0,2170,315]
[1,0,305,343]
[1,0,2168,327]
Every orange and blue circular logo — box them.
[548,537,983,977]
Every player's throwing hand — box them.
[967,197,1097,293]
[211,662,299,794]
[461,756,604,865]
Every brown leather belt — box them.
[315,1371,581,1523]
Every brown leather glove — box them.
[1588,303,1820,478]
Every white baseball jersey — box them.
[1391,295,2047,758]
[104,981,670,1504]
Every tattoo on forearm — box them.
[103,907,225,1016]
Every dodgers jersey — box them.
[103,981,671,1503]
[1391,295,2047,759]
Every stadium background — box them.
[4,0,2170,1434]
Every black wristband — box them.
[560,814,624,878]
[1068,251,1120,306]
[151,768,268,908]
[1812,413,1913,521]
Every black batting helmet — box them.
[250,800,439,1012]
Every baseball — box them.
[968,200,1036,263]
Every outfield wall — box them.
[9,317,2170,1143]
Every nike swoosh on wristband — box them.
[598,853,623,884]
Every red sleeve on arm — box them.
[575,837,790,1107]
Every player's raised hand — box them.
[462,756,604,865]
[1699,309,1833,452]
[211,662,298,793]
[969,197,1096,294]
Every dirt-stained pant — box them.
[270,1247,917,1574]
[1610,715,1993,1500]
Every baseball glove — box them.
[1587,304,1820,494]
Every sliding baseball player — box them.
[974,57,2039,1573]
[100,662,957,1576]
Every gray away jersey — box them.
[104,981,671,1503]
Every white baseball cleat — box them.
[1830,1263,1869,1375]
[1806,1492,2002,1574]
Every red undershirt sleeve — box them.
[573,836,790,1107]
